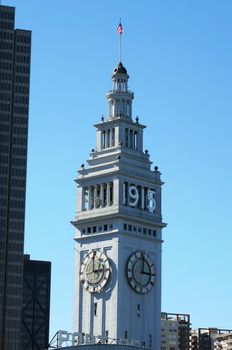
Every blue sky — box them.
[6,0,232,339]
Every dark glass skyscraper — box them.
[21,255,51,350]
[0,5,31,349]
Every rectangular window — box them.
[143,228,147,235]
[137,304,141,317]
[103,224,107,232]
[110,182,113,204]
[134,131,138,150]
[94,303,97,316]
[106,330,109,343]
[123,223,127,230]
[84,187,89,210]
[149,334,152,348]
[148,229,152,236]
[128,224,132,232]
[87,227,91,234]
[112,128,115,147]
[153,230,157,237]
[107,129,110,148]
[93,226,96,233]
[125,331,128,339]
[102,131,106,149]
[130,129,133,148]
[125,128,128,147]
[103,185,107,206]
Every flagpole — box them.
[117,19,123,63]
[119,32,122,62]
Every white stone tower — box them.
[72,62,166,350]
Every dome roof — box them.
[113,62,128,76]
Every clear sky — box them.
[5,0,232,340]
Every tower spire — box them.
[117,20,123,62]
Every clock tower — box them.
[72,62,166,350]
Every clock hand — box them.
[86,271,94,275]
[92,252,96,272]
[94,268,103,273]
[141,254,145,273]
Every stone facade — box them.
[72,62,166,350]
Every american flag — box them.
[117,22,123,34]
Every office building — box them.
[161,313,191,350]
[214,333,232,350]
[0,4,31,348]
[191,328,232,350]
[21,255,51,350]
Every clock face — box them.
[127,251,155,293]
[80,251,110,293]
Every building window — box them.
[125,331,128,339]
[110,183,113,204]
[125,128,128,147]
[112,128,115,146]
[153,230,157,237]
[98,226,102,232]
[94,303,97,316]
[134,131,138,150]
[107,129,110,148]
[103,224,107,232]
[128,224,132,232]
[106,330,109,343]
[93,226,96,233]
[123,223,127,230]
[149,334,152,348]
[126,101,130,116]
[148,229,151,236]
[82,228,86,234]
[84,187,89,210]
[137,304,141,317]
[143,227,147,235]
[102,131,106,149]
[87,227,91,234]
[130,129,133,148]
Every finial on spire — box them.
[117,20,123,63]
